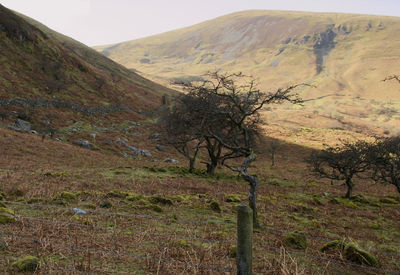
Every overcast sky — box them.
[1,0,399,46]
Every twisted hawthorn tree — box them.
[368,136,400,193]
[162,71,302,227]
[308,140,371,198]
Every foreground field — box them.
[0,127,399,274]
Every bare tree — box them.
[368,136,400,193]
[164,71,302,227]
[159,95,205,173]
[383,75,400,84]
[266,139,281,167]
[308,140,371,198]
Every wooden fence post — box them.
[237,204,253,275]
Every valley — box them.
[0,3,399,274]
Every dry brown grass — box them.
[0,127,399,274]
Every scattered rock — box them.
[74,139,93,150]
[156,145,166,152]
[321,240,346,252]
[104,140,113,145]
[344,243,379,267]
[283,231,307,250]
[59,191,77,201]
[100,201,112,208]
[89,133,96,139]
[116,138,151,157]
[41,120,50,126]
[225,194,241,203]
[14,119,31,132]
[149,204,163,212]
[116,137,129,147]
[29,130,38,135]
[56,138,63,142]
[72,208,86,214]
[129,132,143,136]
[163,158,178,163]
[0,207,16,224]
[71,128,78,133]
[11,256,38,272]
[229,245,237,258]
[128,146,151,157]
[209,201,221,212]
[106,190,128,198]
[149,132,160,139]
[149,195,173,205]
[379,197,398,204]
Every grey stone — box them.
[117,137,151,157]
[163,158,178,163]
[156,145,166,152]
[71,128,78,133]
[30,130,38,135]
[74,139,93,150]
[56,138,63,142]
[41,120,50,126]
[128,146,151,157]
[89,133,96,139]
[14,119,31,132]
[149,132,160,139]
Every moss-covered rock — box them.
[283,231,307,250]
[225,194,241,203]
[106,189,128,198]
[344,243,380,267]
[126,193,144,201]
[149,204,163,213]
[149,195,173,205]
[83,203,96,209]
[321,240,380,268]
[229,245,237,258]
[72,215,93,225]
[321,240,346,252]
[27,197,42,204]
[209,201,221,212]
[0,207,16,224]
[379,197,398,204]
[11,256,38,272]
[59,191,77,201]
[99,201,112,208]
[51,199,68,206]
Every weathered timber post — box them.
[237,204,253,275]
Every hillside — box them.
[94,10,400,136]
[0,3,174,131]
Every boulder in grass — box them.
[163,158,178,163]
[0,207,16,224]
[11,256,38,272]
[283,231,307,250]
[344,243,379,267]
[14,119,31,132]
[74,139,93,150]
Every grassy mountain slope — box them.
[95,10,400,135]
[0,3,172,120]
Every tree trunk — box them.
[207,161,217,175]
[189,158,195,173]
[241,154,259,228]
[345,178,354,198]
